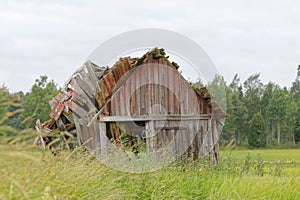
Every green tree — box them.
[221,85,235,142]
[207,75,227,111]
[232,85,248,144]
[221,74,248,145]
[243,74,263,145]
[291,65,300,143]
[21,76,59,128]
[243,73,263,118]
[261,82,275,144]
[266,85,288,144]
[248,112,266,148]
[283,93,297,146]
[291,65,300,97]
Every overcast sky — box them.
[1,0,300,92]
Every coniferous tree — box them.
[291,65,300,143]
[248,112,266,148]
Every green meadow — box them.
[0,145,299,200]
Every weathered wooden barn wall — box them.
[108,58,211,116]
[41,48,222,162]
[105,59,216,160]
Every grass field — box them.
[0,145,299,200]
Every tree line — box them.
[207,66,300,148]
[1,66,300,148]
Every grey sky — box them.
[1,0,299,92]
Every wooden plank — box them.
[168,66,174,115]
[67,101,88,118]
[125,74,131,116]
[86,118,93,150]
[74,73,94,98]
[199,97,203,114]
[198,120,204,158]
[86,123,92,150]
[204,120,210,157]
[180,78,186,115]
[185,81,190,114]
[148,59,155,114]
[144,63,149,115]
[190,89,195,115]
[79,123,86,148]
[162,60,168,115]
[120,85,126,116]
[74,119,83,146]
[168,121,176,156]
[174,67,180,114]
[73,94,96,113]
[208,118,212,150]
[88,120,96,151]
[187,121,195,158]
[145,121,154,154]
[135,66,141,115]
[174,128,179,159]
[78,68,96,94]
[181,122,187,160]
[153,61,159,113]
[154,121,160,150]
[191,121,198,160]
[130,72,136,115]
[85,61,101,92]
[178,128,185,160]
[158,59,166,114]
[140,65,146,115]
[212,118,220,163]
[146,59,151,112]
[98,114,211,122]
[99,122,108,156]
[154,126,187,130]
[113,88,120,116]
[93,120,101,156]
[72,78,97,111]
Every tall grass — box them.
[0,145,299,199]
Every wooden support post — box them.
[212,118,220,164]
[74,119,83,146]
[94,121,101,157]
[145,121,154,155]
[207,119,214,160]
[99,122,107,156]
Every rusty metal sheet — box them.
[50,102,65,121]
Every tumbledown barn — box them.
[36,48,226,165]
